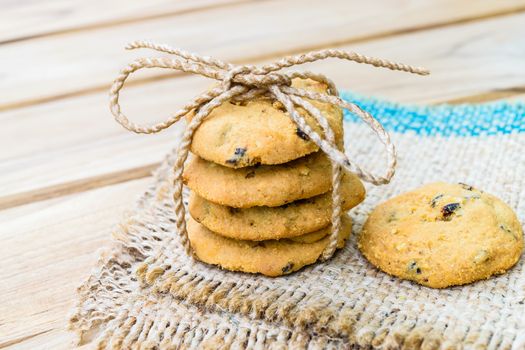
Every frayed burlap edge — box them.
[68,146,519,350]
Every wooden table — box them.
[1,1,525,348]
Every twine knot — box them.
[222,65,292,90]
[110,41,428,264]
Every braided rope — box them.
[109,41,429,267]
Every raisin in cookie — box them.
[188,215,352,276]
[188,172,365,240]
[183,152,334,208]
[189,78,343,168]
[358,182,523,288]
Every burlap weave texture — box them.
[70,97,525,349]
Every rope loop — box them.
[109,41,428,263]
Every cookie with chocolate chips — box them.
[188,172,365,240]
[358,182,523,288]
[183,152,335,208]
[189,78,343,168]
[187,215,352,277]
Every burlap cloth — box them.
[69,95,525,349]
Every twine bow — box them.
[110,41,428,262]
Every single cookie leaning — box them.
[358,182,523,288]
[188,215,352,276]
[190,78,343,168]
[189,172,365,240]
[183,152,334,208]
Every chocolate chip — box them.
[228,207,240,214]
[281,262,294,273]
[234,147,246,156]
[407,261,422,274]
[500,224,518,240]
[441,203,460,220]
[459,182,474,191]
[225,147,247,165]
[430,194,444,208]
[500,224,511,233]
[296,128,310,141]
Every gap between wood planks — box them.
[1,87,523,211]
[0,164,156,211]
[1,5,525,113]
[0,0,255,46]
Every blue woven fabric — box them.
[341,91,525,136]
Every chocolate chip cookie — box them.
[188,172,365,240]
[189,79,343,167]
[358,182,523,288]
[183,152,334,208]
[188,215,352,276]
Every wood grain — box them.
[0,178,152,349]
[2,1,525,349]
[0,0,249,44]
[1,12,524,206]
[442,86,525,104]
[1,0,524,110]
[0,163,158,210]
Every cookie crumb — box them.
[473,249,490,264]
[387,212,398,222]
[272,101,285,111]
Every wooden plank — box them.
[505,93,525,102]
[0,177,152,349]
[3,98,524,349]
[1,0,524,110]
[0,164,157,210]
[442,86,525,104]
[2,12,525,207]
[0,0,249,44]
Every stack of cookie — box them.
[183,79,366,276]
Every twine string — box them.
[109,41,428,264]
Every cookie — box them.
[288,226,331,243]
[188,215,352,276]
[188,172,365,240]
[189,78,343,168]
[183,152,334,208]
[358,182,523,288]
